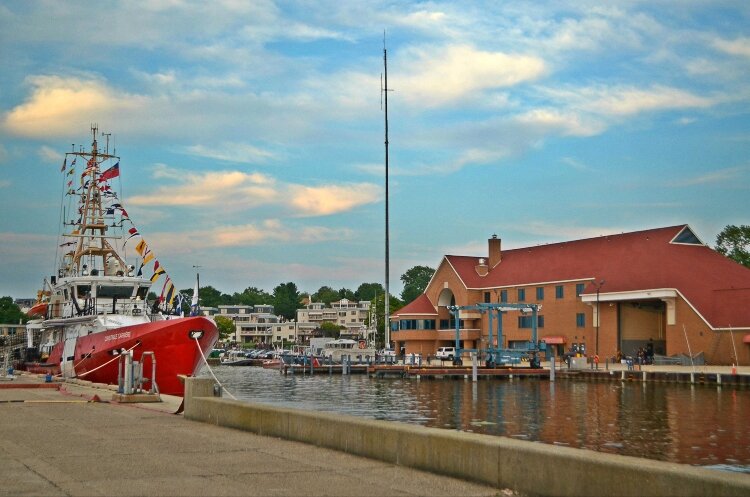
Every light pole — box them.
[593,279,605,366]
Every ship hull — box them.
[32,316,217,396]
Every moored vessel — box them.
[22,126,218,395]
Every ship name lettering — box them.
[104,332,132,342]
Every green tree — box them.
[0,296,28,324]
[338,287,356,301]
[355,282,384,302]
[311,285,339,304]
[716,225,750,268]
[195,285,232,308]
[233,286,273,306]
[273,282,302,320]
[400,265,435,303]
[319,321,343,338]
[214,315,236,343]
[372,293,403,349]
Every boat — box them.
[219,349,255,366]
[321,339,377,363]
[20,126,218,396]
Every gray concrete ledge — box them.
[183,377,750,497]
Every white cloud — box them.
[186,142,278,164]
[0,180,10,188]
[38,145,62,163]
[712,37,750,58]
[129,167,381,217]
[2,76,146,137]
[288,183,381,216]
[670,166,749,187]
[396,44,546,107]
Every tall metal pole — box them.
[383,36,391,349]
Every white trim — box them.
[580,289,678,303]
[669,224,706,246]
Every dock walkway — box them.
[0,373,506,497]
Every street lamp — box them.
[593,279,605,366]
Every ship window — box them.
[136,287,149,299]
[97,285,134,299]
[76,285,91,297]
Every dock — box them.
[0,372,505,497]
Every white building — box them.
[295,299,372,338]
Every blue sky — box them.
[1,1,749,299]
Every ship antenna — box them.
[382,30,394,351]
[103,133,111,155]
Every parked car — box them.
[436,346,456,360]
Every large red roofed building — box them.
[391,225,750,365]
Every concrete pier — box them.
[0,373,504,497]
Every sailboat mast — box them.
[383,36,391,350]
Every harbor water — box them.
[202,365,750,473]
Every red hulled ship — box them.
[23,126,218,395]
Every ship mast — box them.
[68,125,126,275]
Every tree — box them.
[232,286,273,307]
[0,297,28,324]
[273,282,302,320]
[400,265,435,303]
[371,293,403,349]
[355,282,384,302]
[194,285,232,308]
[337,287,356,301]
[311,285,339,304]
[716,225,750,268]
[214,315,236,343]
[319,321,343,338]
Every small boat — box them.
[20,126,218,396]
[219,350,255,366]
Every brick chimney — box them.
[488,234,502,267]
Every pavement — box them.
[0,372,511,497]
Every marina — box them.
[202,363,750,473]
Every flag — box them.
[150,266,165,283]
[61,157,67,172]
[67,180,73,188]
[135,239,147,256]
[165,281,176,306]
[67,168,75,176]
[98,162,120,183]
[142,250,155,265]
[191,278,199,308]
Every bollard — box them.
[550,353,555,382]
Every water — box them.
[201,366,750,472]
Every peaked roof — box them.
[394,293,437,316]
[431,225,750,329]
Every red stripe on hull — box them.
[60,316,217,396]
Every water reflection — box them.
[202,367,750,471]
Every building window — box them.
[500,290,508,303]
[484,292,491,303]
[576,283,585,296]
[555,285,564,299]
[576,313,585,327]
[518,288,526,302]
[518,315,544,328]
[536,287,544,300]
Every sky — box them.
[1,1,749,300]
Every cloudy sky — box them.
[1,1,749,299]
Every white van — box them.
[436,346,456,360]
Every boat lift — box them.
[447,302,543,366]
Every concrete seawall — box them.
[184,377,750,497]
